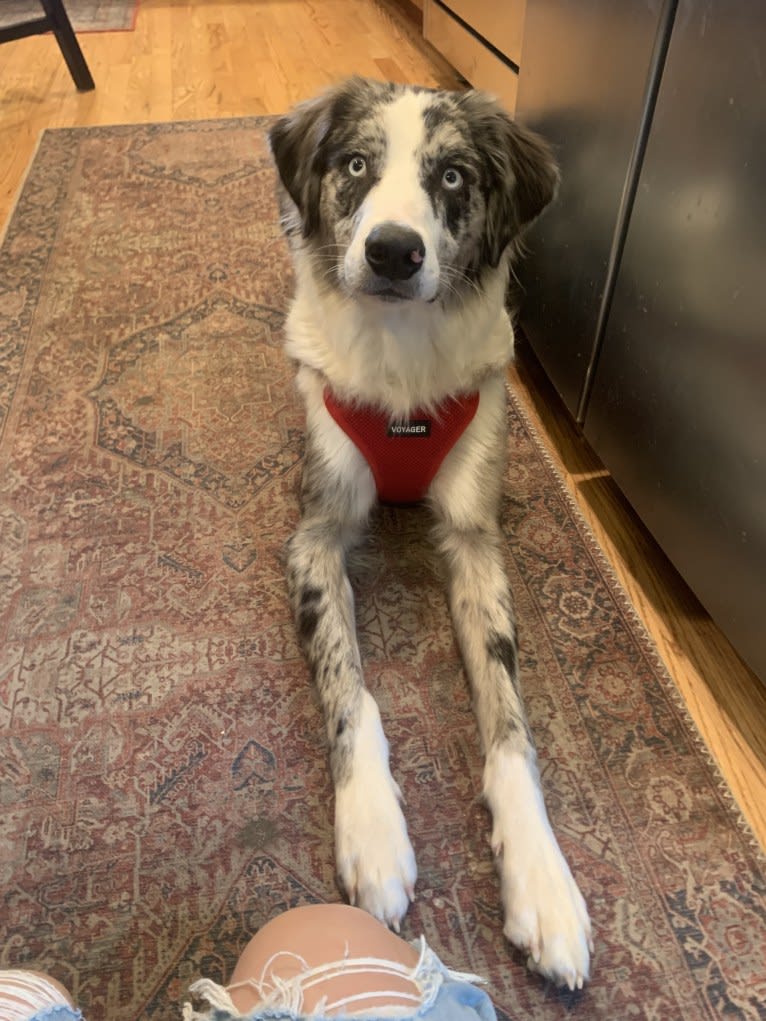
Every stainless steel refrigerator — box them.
[515,0,766,682]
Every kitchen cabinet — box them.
[423,0,525,112]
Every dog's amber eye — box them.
[442,167,463,191]
[348,156,367,178]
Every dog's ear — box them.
[269,88,336,237]
[270,77,395,238]
[458,92,559,267]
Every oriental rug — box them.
[0,120,764,1021]
[0,0,138,33]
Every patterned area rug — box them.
[1,120,765,1021]
[0,0,138,32]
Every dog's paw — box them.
[484,746,592,990]
[335,770,416,931]
[495,816,592,990]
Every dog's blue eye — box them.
[442,167,463,191]
[348,156,367,178]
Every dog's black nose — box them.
[365,223,425,281]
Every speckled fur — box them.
[269,79,592,988]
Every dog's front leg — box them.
[433,517,592,989]
[287,513,416,929]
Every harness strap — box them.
[323,389,480,505]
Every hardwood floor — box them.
[0,0,460,229]
[1,0,764,850]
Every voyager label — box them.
[387,420,431,437]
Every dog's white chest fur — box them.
[285,265,514,415]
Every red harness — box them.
[324,389,480,505]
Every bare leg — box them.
[228,905,420,1015]
[0,970,77,1018]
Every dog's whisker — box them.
[507,256,525,295]
[442,263,483,300]
[440,264,483,302]
[312,242,347,255]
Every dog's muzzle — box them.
[365,223,425,282]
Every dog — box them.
[269,77,592,990]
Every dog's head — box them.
[269,78,559,305]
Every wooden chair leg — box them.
[39,0,95,91]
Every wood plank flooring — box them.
[1,0,764,849]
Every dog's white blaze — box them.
[343,91,441,301]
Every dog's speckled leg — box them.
[432,505,592,988]
[287,439,416,929]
